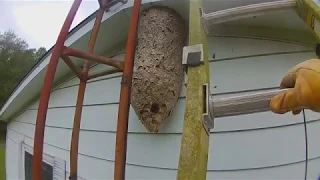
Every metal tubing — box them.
[61,55,83,79]
[32,1,82,180]
[87,68,122,80]
[70,1,107,179]
[62,46,124,70]
[212,88,291,118]
[98,0,107,7]
[114,0,141,179]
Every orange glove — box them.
[270,59,320,115]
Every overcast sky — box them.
[0,0,99,49]
[3,0,320,50]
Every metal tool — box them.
[203,85,291,131]
[212,88,290,118]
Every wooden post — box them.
[296,0,320,40]
[177,0,210,179]
[295,0,320,56]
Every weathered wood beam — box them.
[296,0,320,41]
[177,0,211,179]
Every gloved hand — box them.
[270,59,320,115]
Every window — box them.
[24,151,53,180]
[19,142,66,180]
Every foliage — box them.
[0,30,47,106]
[0,30,41,179]
[0,146,4,180]
[0,122,6,133]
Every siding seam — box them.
[10,118,320,134]
[208,35,315,47]
[211,51,313,62]
[27,87,283,110]
[7,119,320,172]
[50,50,313,92]
[7,127,320,171]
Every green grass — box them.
[0,145,5,180]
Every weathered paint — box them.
[177,0,210,179]
[296,0,320,40]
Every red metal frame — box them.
[114,0,141,179]
[61,55,83,79]
[32,0,141,179]
[87,68,121,80]
[69,1,108,179]
[62,47,124,69]
[32,1,82,179]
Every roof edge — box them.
[0,9,99,115]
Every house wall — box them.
[6,36,320,179]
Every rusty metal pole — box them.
[62,47,124,69]
[32,0,82,180]
[87,68,122,80]
[69,1,108,179]
[114,0,141,179]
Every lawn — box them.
[0,144,4,180]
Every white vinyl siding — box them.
[6,36,320,179]
[6,134,66,180]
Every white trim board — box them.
[201,0,296,32]
[18,141,66,180]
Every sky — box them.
[0,0,100,49]
[2,0,319,50]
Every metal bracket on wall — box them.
[182,44,204,86]
[202,83,214,135]
[182,44,204,66]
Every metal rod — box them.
[87,68,122,80]
[32,1,82,180]
[62,46,124,70]
[212,88,290,118]
[114,0,141,179]
[69,1,107,179]
[98,0,106,8]
[61,55,83,79]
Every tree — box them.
[0,30,47,105]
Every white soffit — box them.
[201,0,297,32]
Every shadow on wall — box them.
[0,121,6,142]
[0,121,5,180]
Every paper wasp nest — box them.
[131,6,187,132]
